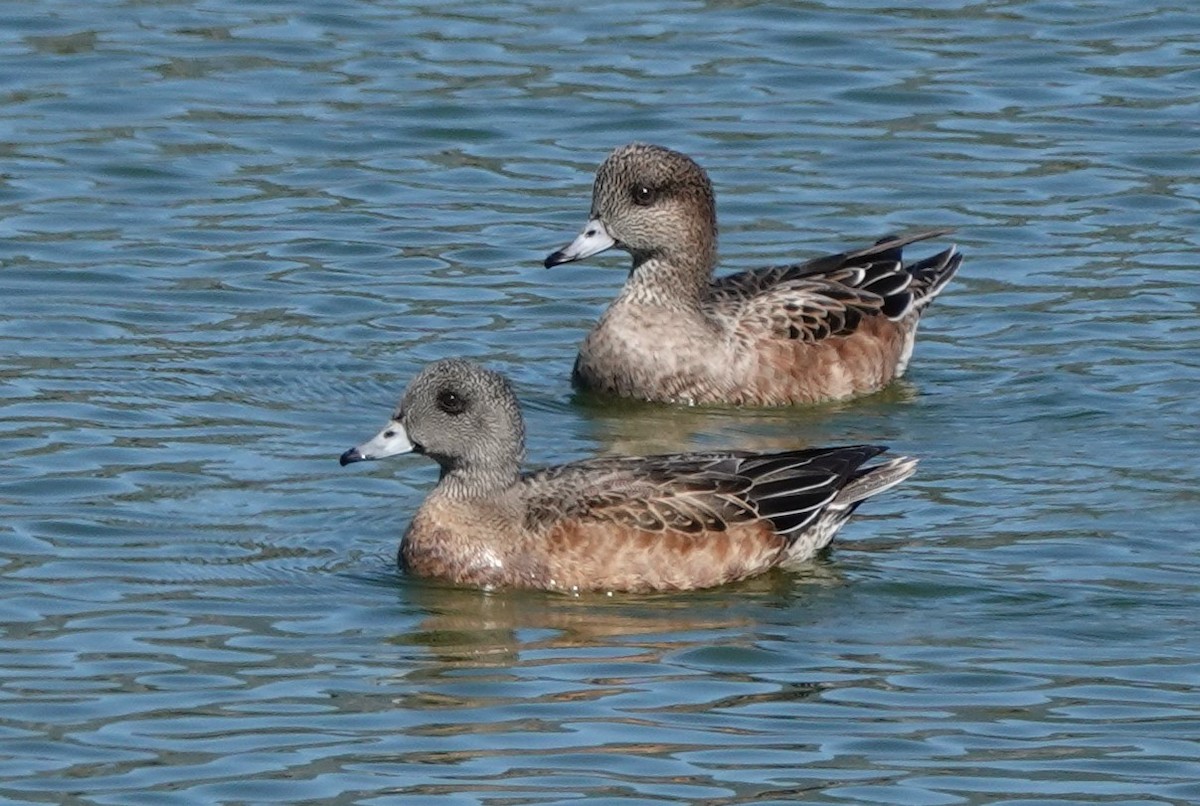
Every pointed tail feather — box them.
[846,228,955,262]
[835,455,919,511]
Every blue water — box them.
[2,0,1199,803]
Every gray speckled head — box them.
[341,358,525,495]
[545,143,718,275]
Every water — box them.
[2,0,1199,802]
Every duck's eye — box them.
[436,389,467,416]
[631,184,656,206]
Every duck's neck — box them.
[623,246,715,309]
[433,453,522,501]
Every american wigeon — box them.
[545,143,962,406]
[340,358,917,593]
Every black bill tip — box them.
[544,248,574,268]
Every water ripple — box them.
[2,0,1199,802]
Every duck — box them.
[545,143,962,406]
[340,358,918,593]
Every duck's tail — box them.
[777,451,918,570]
[854,230,964,319]
[835,454,920,510]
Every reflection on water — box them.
[395,572,821,665]
[569,381,923,457]
[2,0,1199,801]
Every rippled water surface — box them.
[3,0,1199,803]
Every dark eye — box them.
[631,184,656,206]
[436,389,467,416]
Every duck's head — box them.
[545,143,717,271]
[341,358,525,494]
